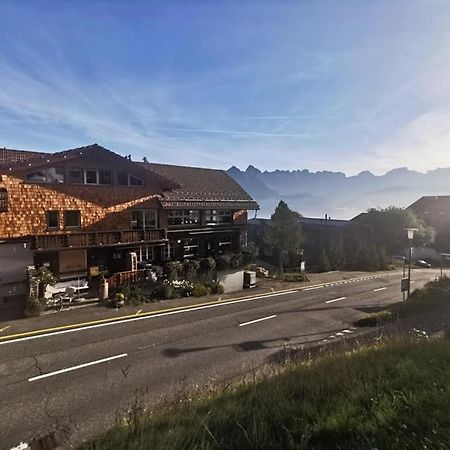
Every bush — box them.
[201,257,216,273]
[183,260,200,281]
[205,280,225,295]
[354,310,396,327]
[192,283,209,297]
[24,296,45,316]
[156,283,176,300]
[281,272,309,282]
[170,280,194,297]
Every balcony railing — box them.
[107,269,149,288]
[33,228,167,251]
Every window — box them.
[118,172,144,186]
[0,188,7,212]
[69,168,112,185]
[85,170,98,184]
[205,210,233,225]
[69,169,83,184]
[46,211,59,229]
[168,210,200,226]
[183,238,199,259]
[99,170,112,185]
[84,169,112,185]
[164,242,175,261]
[131,209,157,229]
[137,246,155,262]
[64,210,81,228]
[26,167,64,183]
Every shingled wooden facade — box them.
[0,144,258,315]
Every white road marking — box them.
[1,290,298,346]
[303,285,324,291]
[325,296,347,304]
[28,353,128,382]
[239,315,277,327]
[342,329,353,334]
[373,287,387,292]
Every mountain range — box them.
[227,165,450,219]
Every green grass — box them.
[353,309,397,327]
[80,338,450,450]
[279,272,309,282]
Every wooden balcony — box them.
[32,228,167,251]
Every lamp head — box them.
[404,228,418,240]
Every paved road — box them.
[0,269,439,449]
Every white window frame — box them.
[83,169,112,185]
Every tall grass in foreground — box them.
[81,338,450,450]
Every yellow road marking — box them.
[136,309,143,315]
[0,272,394,343]
[0,325,11,333]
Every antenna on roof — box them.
[143,156,148,163]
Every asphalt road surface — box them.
[0,269,440,449]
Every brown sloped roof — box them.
[0,144,178,192]
[140,162,259,210]
[0,148,47,166]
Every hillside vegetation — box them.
[81,337,450,450]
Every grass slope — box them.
[81,338,450,450]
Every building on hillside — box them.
[407,195,450,253]
[249,215,372,270]
[0,144,258,317]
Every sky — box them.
[1,0,450,175]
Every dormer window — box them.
[118,172,144,186]
[69,168,112,185]
[0,188,7,212]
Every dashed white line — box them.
[28,353,128,382]
[239,315,277,327]
[325,296,347,304]
[373,287,387,292]
[2,290,298,346]
[304,285,324,291]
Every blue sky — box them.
[1,0,450,174]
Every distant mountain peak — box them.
[246,165,262,174]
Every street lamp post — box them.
[404,228,418,299]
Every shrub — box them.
[157,283,176,300]
[354,310,396,327]
[126,286,146,305]
[281,272,309,282]
[201,257,216,273]
[24,296,44,316]
[183,260,200,281]
[170,279,194,297]
[192,283,209,297]
[205,280,225,295]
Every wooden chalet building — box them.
[0,144,258,315]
